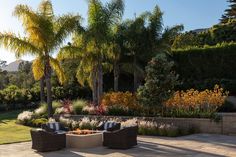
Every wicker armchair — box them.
[103,126,138,149]
[30,129,66,152]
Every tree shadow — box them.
[37,149,84,157]
[76,140,226,157]
[180,134,236,149]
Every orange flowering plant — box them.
[101,92,139,115]
[164,85,229,118]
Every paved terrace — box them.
[0,134,236,157]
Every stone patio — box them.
[0,134,236,157]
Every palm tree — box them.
[121,6,183,91]
[58,0,124,105]
[0,0,81,117]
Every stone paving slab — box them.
[0,134,235,157]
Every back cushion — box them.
[104,121,118,130]
[47,122,60,131]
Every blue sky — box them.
[0,0,228,63]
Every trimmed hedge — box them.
[172,42,236,93]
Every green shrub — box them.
[31,118,48,127]
[72,99,88,115]
[34,103,47,117]
[137,53,179,115]
[107,105,129,116]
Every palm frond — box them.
[13,5,40,31]
[76,62,92,88]
[38,0,54,18]
[57,45,83,60]
[105,0,124,24]
[53,14,82,49]
[0,32,41,58]
[49,57,66,84]
[32,57,44,80]
[14,4,51,48]
[148,5,164,39]
[158,25,184,54]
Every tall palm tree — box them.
[0,0,81,117]
[58,0,124,105]
[121,6,183,91]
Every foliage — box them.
[16,111,34,126]
[101,91,140,116]
[138,121,197,137]
[220,0,236,23]
[172,42,236,93]
[211,20,236,43]
[82,104,107,115]
[72,99,89,115]
[31,118,48,127]
[137,53,179,115]
[0,0,82,117]
[172,31,214,49]
[78,117,99,130]
[101,92,138,109]
[172,20,236,50]
[164,85,228,118]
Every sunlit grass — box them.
[0,110,32,144]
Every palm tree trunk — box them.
[92,66,98,105]
[114,62,119,92]
[45,55,53,118]
[133,55,138,92]
[40,76,45,102]
[97,60,103,105]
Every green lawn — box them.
[0,110,32,144]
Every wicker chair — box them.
[103,126,138,149]
[30,129,66,152]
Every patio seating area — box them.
[0,134,236,157]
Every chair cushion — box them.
[104,121,120,131]
[47,122,60,131]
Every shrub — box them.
[101,92,138,109]
[31,118,48,127]
[164,85,228,118]
[107,105,130,116]
[72,99,88,115]
[34,103,47,117]
[101,92,139,116]
[137,53,179,115]
[59,117,73,130]
[81,105,106,115]
[79,117,99,130]
[138,121,159,136]
[17,111,34,126]
[121,118,138,128]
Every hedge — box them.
[172,42,236,93]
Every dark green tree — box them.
[137,53,179,115]
[221,0,236,23]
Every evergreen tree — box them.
[221,0,236,23]
[137,53,179,115]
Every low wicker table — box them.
[66,131,103,149]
